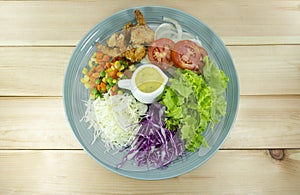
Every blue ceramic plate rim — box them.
[63,6,239,180]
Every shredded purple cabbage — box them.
[117,102,185,169]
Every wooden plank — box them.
[0,150,299,194]
[222,95,300,149]
[0,1,299,46]
[0,97,80,149]
[231,45,300,95]
[0,45,299,96]
[0,96,299,149]
[0,47,72,96]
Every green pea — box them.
[92,88,97,95]
[100,71,106,78]
[94,93,100,99]
[107,77,113,85]
[95,78,101,85]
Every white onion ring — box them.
[163,17,183,40]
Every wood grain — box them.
[231,45,300,95]
[0,1,299,46]
[0,0,299,194]
[1,96,299,149]
[0,47,72,96]
[0,97,80,149]
[223,95,300,149]
[0,150,299,194]
[0,45,299,96]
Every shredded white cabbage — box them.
[81,93,147,151]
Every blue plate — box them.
[63,6,239,180]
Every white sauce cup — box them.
[118,64,168,104]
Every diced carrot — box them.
[107,69,118,79]
[95,64,104,72]
[89,76,95,83]
[96,59,101,64]
[96,84,101,91]
[102,55,110,62]
[96,52,103,60]
[89,76,96,89]
[90,83,96,89]
[105,62,112,69]
[87,67,96,77]
[99,82,107,91]
[111,85,117,92]
[110,85,118,95]
[92,72,100,78]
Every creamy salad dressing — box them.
[135,67,164,93]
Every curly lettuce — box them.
[161,57,229,151]
[203,56,229,127]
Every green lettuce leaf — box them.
[160,57,229,152]
[203,56,229,127]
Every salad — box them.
[80,10,229,169]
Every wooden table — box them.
[1,1,300,194]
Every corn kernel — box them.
[91,57,96,62]
[129,65,136,71]
[84,83,90,89]
[102,77,107,83]
[88,60,93,67]
[112,79,117,84]
[117,90,123,95]
[82,67,88,74]
[117,72,124,78]
[114,61,121,69]
[119,65,125,71]
[80,77,85,83]
[83,75,89,82]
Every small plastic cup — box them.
[118,64,168,104]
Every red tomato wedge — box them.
[147,38,175,70]
[171,40,208,74]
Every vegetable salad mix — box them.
[81,10,229,169]
[161,57,229,152]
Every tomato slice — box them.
[147,38,175,70]
[171,40,208,74]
